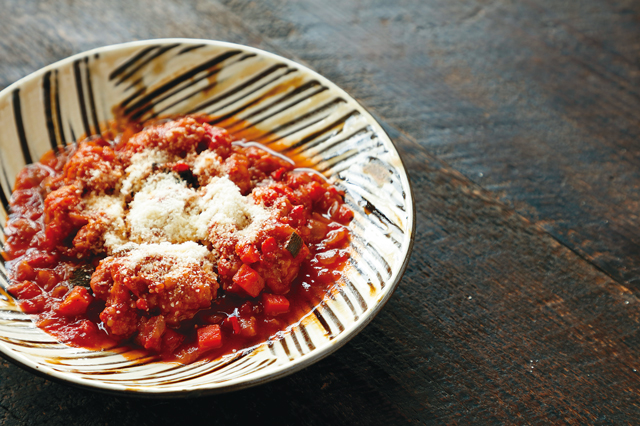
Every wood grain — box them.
[218,0,640,290]
[1,0,639,424]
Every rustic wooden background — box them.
[1,0,640,424]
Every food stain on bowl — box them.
[0,39,414,396]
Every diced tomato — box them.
[36,269,58,290]
[19,295,47,314]
[236,243,260,264]
[290,205,307,227]
[136,298,149,311]
[56,286,93,316]
[271,167,286,181]
[315,188,340,211]
[161,329,184,355]
[239,301,253,316]
[50,284,69,299]
[228,315,241,334]
[336,204,353,223]
[74,320,100,343]
[13,164,53,190]
[14,260,35,281]
[197,324,223,352]
[217,257,241,278]
[232,264,265,298]
[24,250,58,268]
[306,181,326,202]
[239,316,257,338]
[173,342,200,364]
[262,294,290,316]
[72,320,116,350]
[7,281,41,299]
[172,162,190,173]
[39,149,60,169]
[205,126,232,155]
[296,243,311,262]
[261,237,278,259]
[137,315,166,352]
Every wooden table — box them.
[1,1,639,424]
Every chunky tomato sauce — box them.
[2,115,352,363]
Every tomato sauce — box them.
[2,115,352,363]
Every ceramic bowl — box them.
[0,39,414,397]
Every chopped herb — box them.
[69,264,95,288]
[286,232,303,257]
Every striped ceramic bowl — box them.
[0,39,414,397]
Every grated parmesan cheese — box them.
[124,241,211,267]
[120,148,170,196]
[196,176,271,244]
[83,193,128,251]
[124,172,271,250]
[80,146,271,260]
[193,150,223,178]
[120,241,216,287]
[127,173,199,244]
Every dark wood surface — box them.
[1,1,639,424]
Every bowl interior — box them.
[0,39,414,396]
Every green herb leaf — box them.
[286,232,303,257]
[69,264,95,288]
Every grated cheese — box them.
[127,173,199,244]
[121,241,215,283]
[82,147,271,259]
[196,176,271,244]
[83,193,128,251]
[120,148,170,196]
[193,150,223,180]
[124,241,211,266]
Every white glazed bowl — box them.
[0,39,414,397]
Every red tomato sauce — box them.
[2,115,352,363]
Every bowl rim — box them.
[0,38,416,397]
